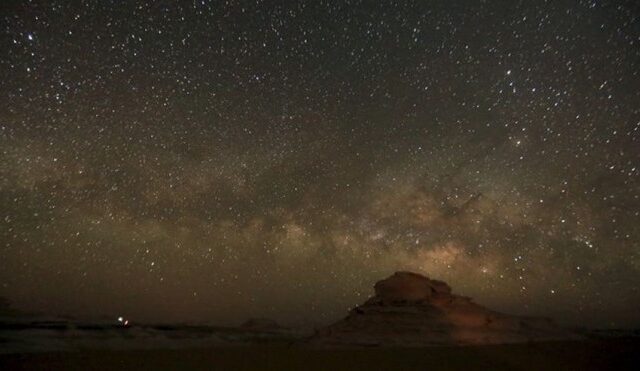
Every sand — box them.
[1,338,638,370]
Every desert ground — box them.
[1,338,639,371]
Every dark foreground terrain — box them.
[1,338,639,371]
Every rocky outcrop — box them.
[311,272,579,346]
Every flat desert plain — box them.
[1,338,639,371]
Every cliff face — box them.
[312,272,579,346]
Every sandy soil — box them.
[1,338,638,370]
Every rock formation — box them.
[312,271,579,346]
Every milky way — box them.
[1,1,639,328]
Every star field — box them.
[1,1,639,327]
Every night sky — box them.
[1,1,639,328]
